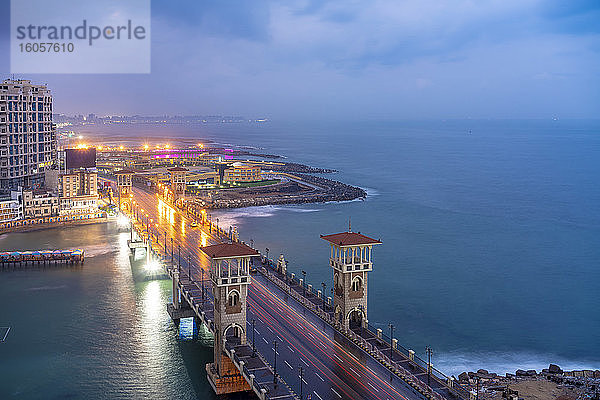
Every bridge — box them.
[105,170,473,400]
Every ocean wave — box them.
[286,207,321,213]
[25,285,67,291]
[434,350,600,376]
[84,244,116,258]
[363,187,380,197]
[212,205,321,227]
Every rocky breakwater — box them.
[206,174,366,209]
[456,365,600,400]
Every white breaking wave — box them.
[213,205,321,227]
[24,285,67,291]
[363,187,380,197]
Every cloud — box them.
[1,0,598,119]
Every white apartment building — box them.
[22,189,59,218]
[0,190,23,222]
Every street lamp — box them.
[273,339,278,385]
[425,346,433,387]
[170,237,174,265]
[251,319,256,357]
[178,244,181,275]
[299,366,304,400]
[302,270,307,296]
[321,282,327,308]
[265,248,270,266]
[201,268,205,302]
[389,323,394,361]
[188,254,192,280]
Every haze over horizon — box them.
[1,0,598,120]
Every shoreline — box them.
[201,173,367,210]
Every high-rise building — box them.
[0,79,57,193]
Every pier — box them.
[0,249,84,267]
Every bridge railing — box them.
[260,259,471,400]
[364,321,471,398]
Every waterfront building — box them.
[0,79,57,193]
[58,169,98,215]
[22,189,59,218]
[0,190,23,222]
[223,162,261,183]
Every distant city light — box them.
[119,145,124,151]
[78,135,83,139]
[144,144,149,150]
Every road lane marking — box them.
[287,345,294,353]
[301,359,309,367]
[315,372,325,382]
[262,337,269,344]
[367,382,379,392]
[350,367,360,376]
[285,360,293,369]
[333,354,343,362]
[313,391,323,400]
[331,388,342,398]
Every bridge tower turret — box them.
[168,166,188,203]
[201,242,259,395]
[113,169,135,213]
[321,230,381,331]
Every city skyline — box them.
[0,0,599,120]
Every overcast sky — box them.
[1,0,599,120]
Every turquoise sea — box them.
[1,119,598,399]
[152,119,600,374]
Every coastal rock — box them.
[458,372,470,382]
[526,369,537,376]
[477,369,489,375]
[516,369,527,377]
[548,364,563,374]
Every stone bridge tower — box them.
[321,231,381,330]
[168,166,188,203]
[201,242,259,395]
[113,169,135,213]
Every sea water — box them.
[2,119,596,399]
[96,118,599,375]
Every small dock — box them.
[0,249,84,267]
